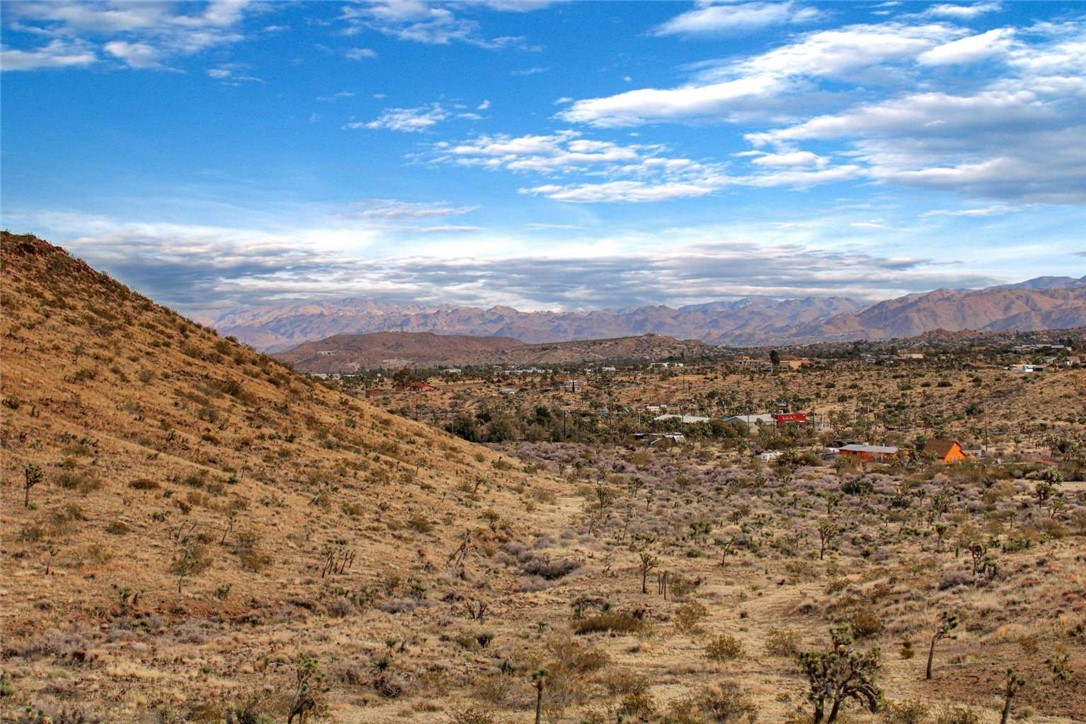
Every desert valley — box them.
[2,232,1085,724]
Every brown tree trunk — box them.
[926,635,938,680]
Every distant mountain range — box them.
[215,276,1086,351]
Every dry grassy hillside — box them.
[0,233,565,721]
[2,232,1085,724]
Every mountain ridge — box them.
[214,276,1086,351]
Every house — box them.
[839,444,901,462]
[653,414,710,424]
[923,439,967,463]
[773,412,808,425]
[727,414,776,426]
[561,379,587,393]
[778,355,810,370]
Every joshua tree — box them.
[23,463,43,508]
[1000,668,1025,724]
[639,550,658,594]
[799,623,882,723]
[532,666,548,724]
[926,612,959,680]
[170,542,211,593]
[818,519,839,561]
[288,652,324,724]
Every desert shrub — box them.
[883,699,930,723]
[406,513,433,534]
[673,601,708,635]
[104,520,130,535]
[705,634,745,662]
[668,572,700,599]
[128,478,159,491]
[546,636,611,675]
[573,611,645,636]
[341,502,365,517]
[842,478,874,496]
[55,470,101,494]
[372,671,411,698]
[448,707,498,724]
[617,691,657,720]
[472,672,523,708]
[326,597,355,618]
[519,553,581,580]
[849,607,885,639]
[18,522,44,542]
[695,681,758,722]
[232,532,271,572]
[379,598,418,614]
[933,705,981,724]
[599,668,650,696]
[21,630,90,662]
[765,628,803,658]
[938,571,972,590]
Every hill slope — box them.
[277,332,716,372]
[277,331,525,372]
[0,232,563,720]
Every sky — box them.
[2,0,1085,320]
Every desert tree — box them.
[638,550,658,594]
[926,612,959,680]
[288,652,325,724]
[999,668,1025,724]
[170,541,211,593]
[818,519,839,561]
[798,623,882,723]
[23,463,43,508]
[532,666,548,724]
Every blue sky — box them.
[2,1,1084,319]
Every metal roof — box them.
[840,444,900,454]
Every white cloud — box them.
[477,99,491,110]
[353,104,448,132]
[655,1,823,37]
[559,17,1085,203]
[345,47,377,60]
[0,39,97,71]
[918,28,1015,65]
[750,150,827,168]
[559,75,788,127]
[922,3,1002,20]
[561,23,957,126]
[523,181,718,203]
[2,0,258,70]
[103,40,162,68]
[339,0,552,47]
[350,199,477,219]
[205,63,263,84]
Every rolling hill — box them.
[276,331,717,372]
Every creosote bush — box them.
[705,634,744,662]
[573,611,645,636]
